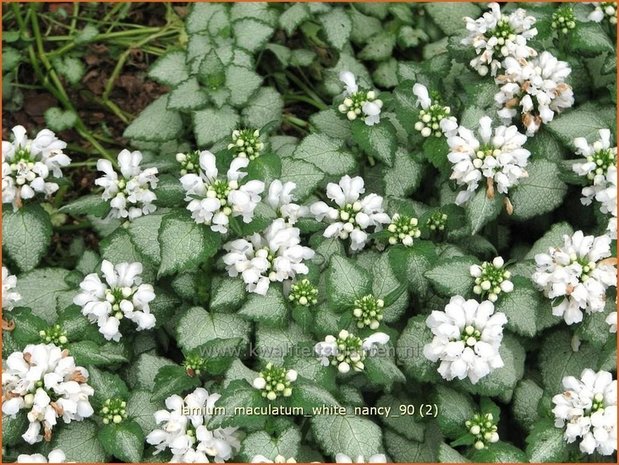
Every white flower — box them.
[17,450,67,463]
[552,369,617,456]
[253,363,297,401]
[314,329,389,373]
[423,296,507,384]
[495,52,574,136]
[541,231,617,318]
[252,455,297,463]
[470,256,513,302]
[95,149,158,221]
[2,343,94,444]
[337,71,383,126]
[532,231,617,325]
[2,125,71,209]
[412,83,458,138]
[146,387,241,463]
[588,2,617,24]
[446,116,530,205]
[181,150,264,234]
[2,266,21,311]
[73,260,156,341]
[335,454,387,463]
[266,180,308,224]
[310,175,390,251]
[606,311,617,333]
[572,129,617,235]
[222,218,314,295]
[462,2,537,76]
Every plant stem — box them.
[102,26,175,101]
[285,71,328,110]
[17,4,116,167]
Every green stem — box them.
[46,26,170,58]
[19,4,116,167]
[283,114,309,129]
[284,94,327,111]
[102,26,175,101]
[69,3,79,35]
[285,71,328,110]
[68,161,98,168]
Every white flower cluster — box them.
[495,52,574,136]
[266,180,307,224]
[228,129,264,160]
[2,343,94,444]
[96,149,158,221]
[314,329,389,374]
[572,129,617,239]
[470,256,514,302]
[146,387,241,462]
[588,2,618,24]
[252,363,298,400]
[73,260,156,341]
[17,449,67,463]
[310,175,390,251]
[532,231,616,325]
[2,266,21,312]
[223,218,315,295]
[423,296,507,384]
[387,213,421,247]
[552,369,617,456]
[466,412,500,449]
[412,84,457,138]
[181,150,264,234]
[551,5,576,35]
[338,71,383,126]
[445,116,530,205]
[462,2,537,76]
[2,125,71,209]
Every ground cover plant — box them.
[1,2,617,463]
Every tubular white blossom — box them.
[181,150,264,234]
[338,71,383,126]
[423,296,507,384]
[73,260,156,341]
[314,329,389,373]
[266,180,308,224]
[335,454,387,463]
[462,2,537,76]
[445,116,530,205]
[495,52,574,136]
[310,175,390,251]
[532,231,617,325]
[222,218,315,295]
[606,311,617,333]
[2,266,21,311]
[2,125,71,209]
[552,369,617,456]
[17,450,67,463]
[146,387,241,463]
[95,149,158,221]
[572,129,617,240]
[587,2,617,24]
[2,343,94,444]
[412,83,458,138]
